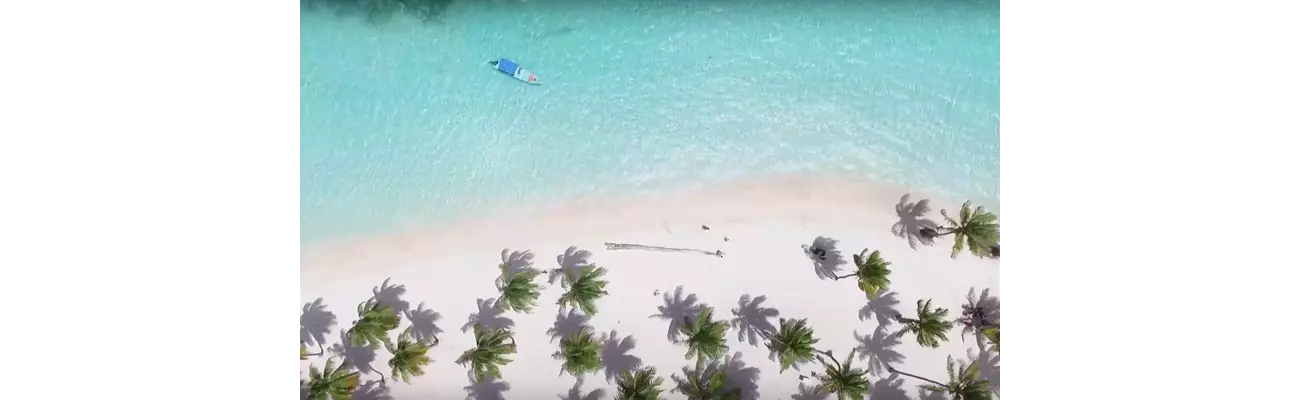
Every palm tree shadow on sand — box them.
[969,346,1001,397]
[403,301,444,343]
[371,277,410,316]
[558,378,607,400]
[600,329,643,383]
[730,294,780,347]
[723,352,762,400]
[500,248,536,276]
[891,194,941,250]
[868,373,910,400]
[351,380,392,400]
[547,308,591,343]
[917,388,947,400]
[960,287,1001,345]
[858,291,902,328]
[552,246,594,285]
[854,326,906,378]
[649,285,703,343]
[301,297,338,351]
[802,236,846,280]
[462,297,516,333]
[327,330,377,377]
[791,382,828,400]
[464,371,511,400]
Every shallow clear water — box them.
[301,0,1000,243]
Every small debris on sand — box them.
[702,225,711,230]
[653,290,661,296]
[723,236,730,242]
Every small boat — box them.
[487,58,541,85]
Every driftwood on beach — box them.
[604,242,725,258]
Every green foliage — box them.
[557,265,610,315]
[553,326,603,377]
[982,326,1000,353]
[766,318,820,373]
[386,331,435,384]
[897,299,955,348]
[919,356,994,400]
[616,367,667,400]
[940,201,1000,259]
[850,249,891,299]
[349,299,401,348]
[680,306,730,362]
[301,342,309,360]
[814,350,871,400]
[671,359,741,400]
[496,263,544,313]
[456,324,517,380]
[304,357,361,400]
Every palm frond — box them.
[814,349,870,400]
[899,299,954,348]
[304,357,361,400]
[943,201,1000,259]
[616,367,666,400]
[348,299,401,348]
[387,331,433,384]
[557,265,610,316]
[680,306,730,362]
[851,249,892,299]
[766,318,819,373]
[496,267,544,313]
[553,326,603,377]
[456,324,517,380]
[671,359,738,400]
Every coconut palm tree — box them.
[553,326,603,377]
[303,357,361,400]
[671,359,740,400]
[888,356,992,400]
[557,265,610,315]
[981,327,999,353]
[385,331,435,384]
[348,299,401,348]
[495,263,544,313]
[933,201,1000,259]
[616,367,667,400]
[679,305,730,362]
[766,318,820,373]
[809,349,870,400]
[456,324,517,380]
[835,249,891,299]
[894,299,955,348]
[301,341,327,360]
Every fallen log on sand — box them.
[604,242,725,258]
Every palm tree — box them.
[809,349,870,400]
[385,331,435,384]
[895,299,955,348]
[835,249,891,299]
[557,265,610,316]
[303,357,361,400]
[495,263,544,313]
[615,367,667,400]
[553,326,603,377]
[888,356,992,400]
[348,299,401,348]
[766,318,820,373]
[301,342,325,360]
[981,327,1000,353]
[671,359,740,400]
[456,324,517,380]
[679,305,730,362]
[933,201,1000,259]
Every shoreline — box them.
[302,173,996,269]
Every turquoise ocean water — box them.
[301,0,999,244]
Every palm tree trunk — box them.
[833,273,856,280]
[886,366,947,388]
[306,342,325,357]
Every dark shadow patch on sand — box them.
[858,291,902,328]
[729,294,780,347]
[558,378,607,400]
[854,326,906,378]
[462,297,515,333]
[891,194,941,249]
[722,352,762,400]
[649,285,703,343]
[463,371,511,400]
[803,236,846,280]
[371,277,410,316]
[403,301,444,343]
[600,330,643,383]
[301,298,338,351]
[552,246,594,286]
[352,380,393,400]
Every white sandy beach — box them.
[300,176,999,400]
